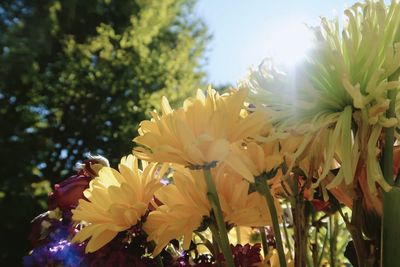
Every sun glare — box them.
[265,21,314,67]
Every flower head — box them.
[143,167,210,256]
[72,155,165,253]
[227,142,282,178]
[133,87,267,181]
[144,166,276,255]
[214,169,275,228]
[243,1,400,194]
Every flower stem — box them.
[257,176,287,267]
[155,254,164,267]
[209,223,222,267]
[203,168,235,267]
[282,216,293,261]
[317,226,329,267]
[383,88,396,184]
[328,214,336,267]
[311,219,319,267]
[259,227,269,257]
[381,75,400,267]
[292,199,308,267]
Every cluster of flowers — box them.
[24,0,400,266]
[243,0,400,218]
[24,88,296,267]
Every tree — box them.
[0,0,209,264]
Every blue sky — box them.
[195,0,359,86]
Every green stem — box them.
[317,227,329,267]
[258,176,287,267]
[282,215,293,260]
[155,254,164,267]
[383,88,396,184]
[203,168,234,267]
[259,227,269,257]
[381,188,400,266]
[195,231,215,258]
[351,199,368,267]
[292,196,308,267]
[329,215,336,267]
[209,224,222,267]
[306,253,313,267]
[312,224,319,267]
[381,76,400,267]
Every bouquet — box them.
[24,1,400,266]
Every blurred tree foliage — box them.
[0,0,209,264]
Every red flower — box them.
[310,199,332,212]
[48,174,91,211]
[218,243,262,267]
[232,243,262,267]
[48,158,104,211]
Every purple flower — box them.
[85,232,155,267]
[23,239,86,267]
[231,243,262,267]
[217,244,262,267]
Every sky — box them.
[195,0,359,86]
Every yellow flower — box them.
[143,168,210,256]
[214,169,275,227]
[133,87,266,182]
[72,155,165,253]
[228,226,254,245]
[228,142,282,177]
[144,166,277,255]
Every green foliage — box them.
[0,0,209,264]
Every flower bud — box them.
[48,174,91,211]
[48,155,109,211]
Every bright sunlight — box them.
[265,21,314,67]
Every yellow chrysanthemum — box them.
[133,87,267,182]
[227,142,282,177]
[143,168,210,256]
[214,169,275,227]
[144,166,276,255]
[72,155,165,253]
